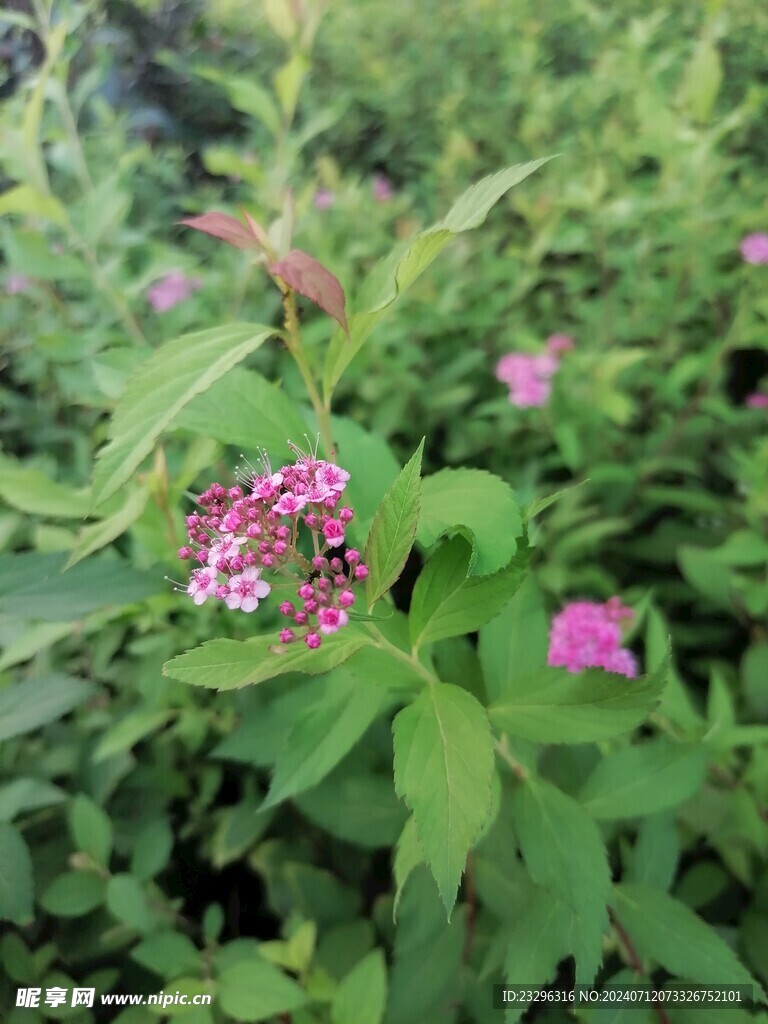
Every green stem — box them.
[281,289,334,456]
[366,622,438,687]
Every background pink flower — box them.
[314,188,334,209]
[147,271,202,312]
[547,598,637,678]
[746,391,768,409]
[372,173,394,202]
[740,233,768,265]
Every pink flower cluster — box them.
[495,334,574,407]
[147,271,202,312]
[746,392,768,409]
[175,443,368,649]
[547,597,638,678]
[741,233,768,266]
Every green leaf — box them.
[393,817,423,921]
[332,949,387,1024]
[0,777,66,821]
[612,882,764,996]
[365,440,424,607]
[131,931,202,980]
[478,577,549,703]
[681,38,722,123]
[0,824,33,925]
[514,777,610,983]
[0,551,158,621]
[578,741,706,820]
[264,668,390,807]
[64,486,149,569]
[106,874,153,931]
[323,159,550,393]
[502,887,573,1024]
[40,871,106,917]
[0,455,90,518]
[178,368,308,458]
[92,323,274,508]
[525,480,587,520]
[0,184,68,226]
[409,536,529,648]
[417,469,522,576]
[393,683,493,914]
[130,817,174,881]
[295,763,405,849]
[489,657,669,743]
[384,867,465,1024]
[628,813,680,891]
[93,709,174,763]
[163,629,372,690]
[218,958,308,1022]
[69,795,113,868]
[0,674,93,743]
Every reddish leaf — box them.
[180,212,262,251]
[270,249,349,336]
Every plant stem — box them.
[609,909,671,1024]
[366,622,438,687]
[493,737,528,779]
[281,288,334,456]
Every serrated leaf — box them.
[92,323,274,507]
[409,536,529,648]
[323,159,550,393]
[131,931,202,980]
[578,741,706,820]
[489,657,669,743]
[0,825,33,925]
[64,486,149,569]
[393,683,493,914]
[417,469,522,576]
[271,249,349,334]
[332,949,387,1024]
[263,668,390,807]
[178,368,308,456]
[514,778,610,983]
[218,959,308,1022]
[163,629,372,690]
[612,882,764,997]
[365,440,424,607]
[0,674,94,742]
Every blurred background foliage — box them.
[2,0,768,1020]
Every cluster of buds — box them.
[172,441,369,649]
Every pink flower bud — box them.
[305,632,322,649]
[244,551,257,566]
[334,574,347,588]
[339,590,355,607]
[354,564,369,580]
[344,549,360,565]
[274,541,288,555]
[339,507,354,523]
[304,599,319,614]
[186,515,199,528]
[246,523,261,538]
[323,519,345,548]
[317,577,331,592]
[324,496,338,510]
[228,486,243,499]
[295,611,309,626]
[298,583,315,600]
[279,628,295,644]
[258,541,272,555]
[222,512,242,532]
[330,557,343,572]
[215,585,230,599]
[304,513,319,529]
[275,525,291,541]
[312,556,329,570]
[178,546,193,560]
[280,601,295,616]
[230,556,244,572]
[196,549,209,563]
[261,554,275,567]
